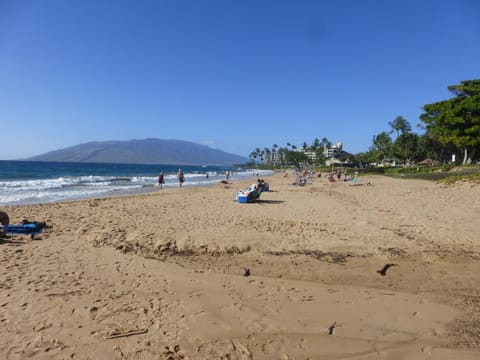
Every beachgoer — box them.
[257,178,269,192]
[353,170,359,182]
[225,170,230,181]
[158,172,165,189]
[177,169,185,187]
[246,183,258,201]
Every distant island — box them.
[27,138,249,166]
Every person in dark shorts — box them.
[158,172,165,189]
[177,169,185,187]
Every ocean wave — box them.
[0,168,275,205]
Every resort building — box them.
[324,142,343,158]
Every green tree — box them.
[271,144,278,165]
[263,147,271,164]
[354,149,377,166]
[420,79,480,164]
[388,116,411,138]
[277,147,287,166]
[393,132,424,165]
[320,137,332,149]
[311,138,321,151]
[258,148,265,162]
[284,150,309,167]
[314,148,326,166]
[252,147,263,163]
[372,131,393,162]
[249,150,258,163]
[417,130,455,163]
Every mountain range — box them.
[27,138,249,166]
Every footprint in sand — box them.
[89,306,98,319]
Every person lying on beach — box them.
[327,173,336,182]
[293,177,307,186]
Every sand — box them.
[1,173,480,359]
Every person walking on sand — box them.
[177,169,185,187]
[158,172,164,190]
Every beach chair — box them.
[237,183,264,203]
[250,183,263,201]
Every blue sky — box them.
[1,0,479,159]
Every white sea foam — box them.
[0,169,274,205]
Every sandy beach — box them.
[1,172,480,359]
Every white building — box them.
[324,142,343,158]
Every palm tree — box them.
[277,147,286,166]
[388,116,411,138]
[272,144,278,165]
[263,147,272,164]
[258,148,265,162]
[321,137,332,148]
[249,151,258,164]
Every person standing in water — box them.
[177,169,185,187]
[158,172,164,190]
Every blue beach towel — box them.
[1,221,46,239]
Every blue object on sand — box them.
[237,194,248,203]
[2,223,45,239]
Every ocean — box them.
[0,161,273,206]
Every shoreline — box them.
[0,159,276,206]
[1,173,479,358]
[0,170,274,207]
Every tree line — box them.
[250,79,480,167]
[249,138,332,167]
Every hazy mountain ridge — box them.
[27,138,249,165]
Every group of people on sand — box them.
[314,169,359,182]
[289,168,314,186]
[288,168,371,186]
